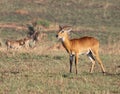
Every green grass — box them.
[37,20,50,28]
[0,23,120,94]
[0,51,120,94]
[0,0,120,27]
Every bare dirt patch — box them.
[15,9,29,15]
[0,23,27,30]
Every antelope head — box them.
[56,25,72,41]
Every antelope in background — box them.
[6,34,39,50]
[56,25,106,74]
[6,39,25,50]
[22,36,33,49]
[27,21,41,44]
[6,22,41,50]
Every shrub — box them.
[37,20,50,28]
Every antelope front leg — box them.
[69,55,74,73]
[75,54,78,74]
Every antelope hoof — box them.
[103,72,106,75]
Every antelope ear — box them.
[59,25,62,30]
[67,28,72,32]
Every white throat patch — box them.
[61,37,65,42]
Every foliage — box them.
[37,20,50,28]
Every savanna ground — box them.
[0,0,120,94]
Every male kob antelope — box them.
[56,26,106,74]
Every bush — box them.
[37,20,50,28]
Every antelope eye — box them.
[61,30,64,33]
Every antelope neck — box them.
[62,36,71,53]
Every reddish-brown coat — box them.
[56,26,106,74]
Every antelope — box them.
[56,25,106,74]
[23,37,33,49]
[32,31,40,42]
[6,39,25,50]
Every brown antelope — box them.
[23,37,33,49]
[56,25,106,74]
[6,39,25,50]
[6,36,35,50]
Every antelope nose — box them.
[56,35,58,38]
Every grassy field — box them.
[0,0,120,94]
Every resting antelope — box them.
[56,26,106,74]
[6,39,25,50]
[23,37,33,48]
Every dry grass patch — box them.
[101,41,120,55]
[15,9,29,15]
